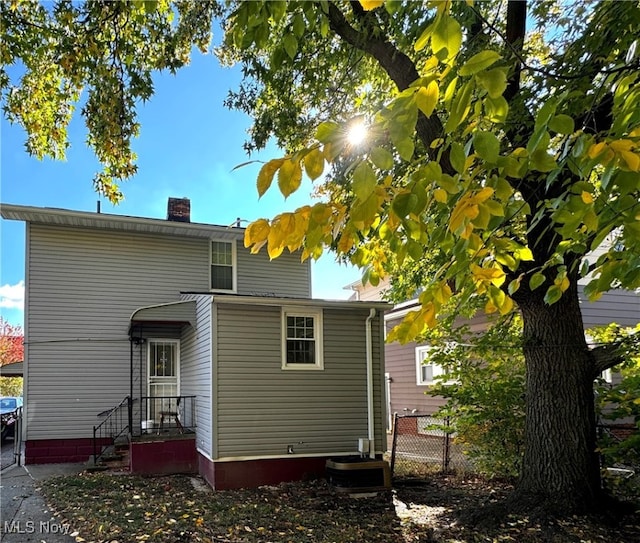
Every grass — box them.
[40,471,640,543]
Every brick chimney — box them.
[167,197,190,222]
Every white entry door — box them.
[148,340,180,419]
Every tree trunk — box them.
[514,281,603,513]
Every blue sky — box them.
[0,51,358,327]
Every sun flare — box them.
[347,120,368,146]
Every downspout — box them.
[365,308,376,459]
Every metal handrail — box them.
[93,395,131,464]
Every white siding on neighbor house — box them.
[213,303,385,459]
[179,294,213,459]
[25,224,210,440]
[236,245,311,298]
[579,287,639,328]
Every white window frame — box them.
[281,307,324,370]
[415,344,455,386]
[209,239,237,293]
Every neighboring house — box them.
[0,199,389,490]
[348,276,639,429]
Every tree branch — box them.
[325,1,448,166]
[591,343,625,378]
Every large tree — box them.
[232,1,640,515]
[2,0,639,515]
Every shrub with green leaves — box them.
[426,316,526,479]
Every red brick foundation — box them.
[130,437,197,475]
[25,438,111,464]
[198,452,329,490]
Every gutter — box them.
[365,308,376,459]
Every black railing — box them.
[136,396,196,436]
[93,396,131,464]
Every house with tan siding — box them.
[1,199,389,489]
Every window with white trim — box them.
[210,240,236,292]
[415,345,454,386]
[282,308,323,370]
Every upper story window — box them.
[416,344,455,386]
[210,240,236,292]
[282,308,324,370]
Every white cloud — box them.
[0,280,25,310]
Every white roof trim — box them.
[0,203,244,240]
[212,294,391,310]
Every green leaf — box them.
[432,14,462,60]
[535,99,557,130]
[370,146,394,170]
[544,285,563,305]
[414,20,436,52]
[391,192,418,218]
[315,121,340,142]
[473,131,500,163]
[548,114,575,135]
[508,278,521,295]
[476,68,508,99]
[277,158,302,198]
[283,34,298,59]
[526,126,550,154]
[459,50,502,76]
[449,142,466,174]
[352,161,377,200]
[530,149,557,172]
[485,95,509,122]
[445,80,473,131]
[529,272,546,291]
[292,13,305,38]
[395,137,415,161]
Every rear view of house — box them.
[1,199,389,489]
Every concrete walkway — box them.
[1,463,84,542]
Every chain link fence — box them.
[389,413,471,480]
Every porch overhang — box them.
[129,300,197,336]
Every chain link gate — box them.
[390,413,470,480]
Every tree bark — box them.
[514,281,603,513]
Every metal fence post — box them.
[443,416,451,472]
[390,413,399,477]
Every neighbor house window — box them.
[282,308,323,370]
[415,345,453,386]
[210,240,236,291]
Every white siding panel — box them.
[236,244,310,298]
[214,304,385,458]
[26,225,210,440]
[580,287,640,328]
[179,294,213,457]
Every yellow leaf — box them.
[359,0,383,10]
[277,158,303,198]
[244,218,270,248]
[618,150,640,171]
[581,191,594,204]
[415,81,439,118]
[472,264,506,287]
[257,158,284,197]
[555,275,570,292]
[304,147,325,180]
[433,188,448,203]
[587,142,607,159]
[609,139,634,152]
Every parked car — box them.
[1,396,23,442]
